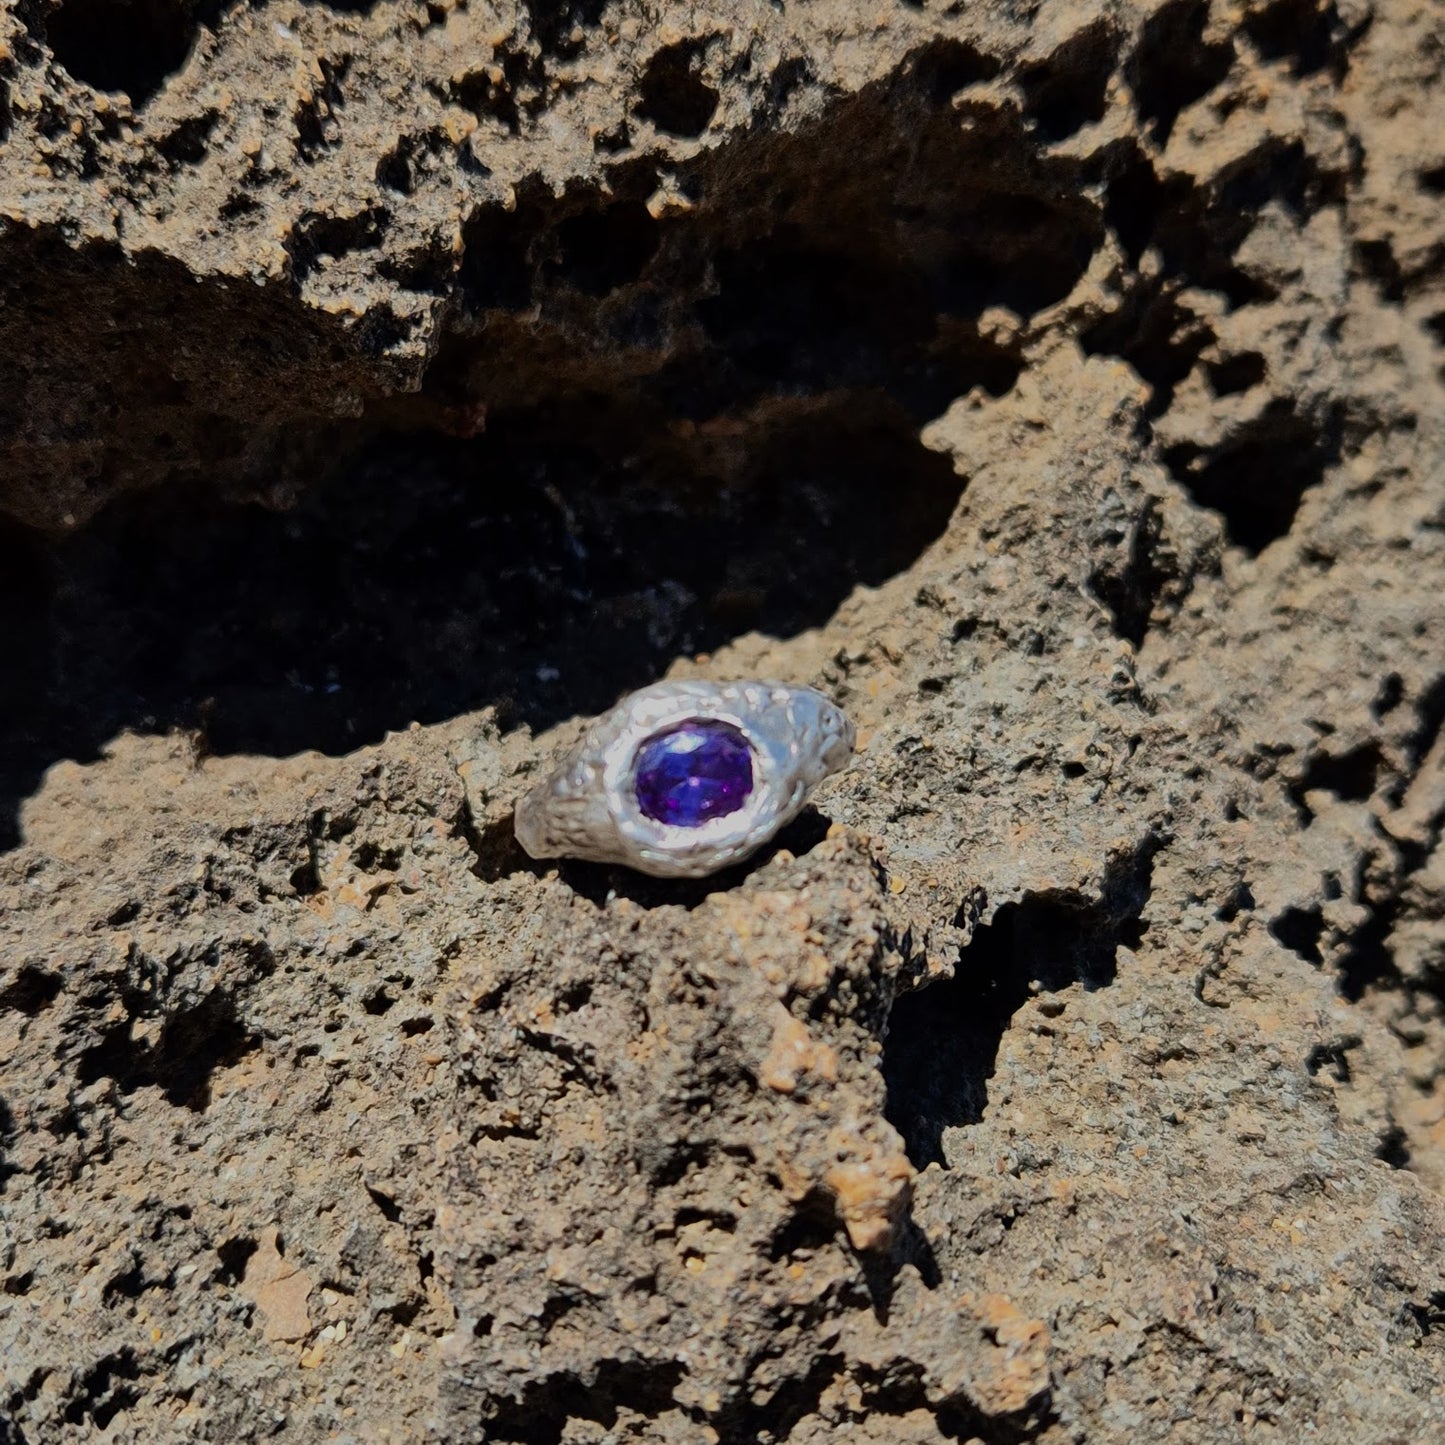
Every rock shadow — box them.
[883,844,1158,1168]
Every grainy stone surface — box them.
[3,0,1445,1441]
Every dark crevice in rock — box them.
[293,54,349,162]
[716,1352,846,1443]
[1088,494,1178,648]
[1305,1036,1358,1081]
[154,108,218,167]
[1338,894,1400,1002]
[1088,134,1337,420]
[1270,905,1325,965]
[1018,19,1120,144]
[547,200,662,297]
[882,842,1160,1170]
[1376,1124,1412,1169]
[909,36,1001,100]
[0,1096,16,1195]
[452,42,546,135]
[36,0,221,106]
[1355,238,1405,302]
[457,195,539,310]
[1244,0,1358,80]
[214,1235,258,1284]
[60,1350,141,1430]
[1373,672,1406,719]
[0,965,63,1016]
[523,0,609,60]
[0,391,963,846]
[1287,739,1385,820]
[1161,398,1343,554]
[1398,1292,1445,1343]
[288,206,390,285]
[1128,0,1235,144]
[635,40,720,138]
[1206,350,1267,397]
[1407,674,1445,771]
[75,987,261,1110]
[480,1359,689,1444]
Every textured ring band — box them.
[514,680,856,879]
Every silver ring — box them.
[514,680,856,878]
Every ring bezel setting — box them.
[514,680,855,879]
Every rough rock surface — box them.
[3,0,1445,1442]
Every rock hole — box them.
[1244,0,1351,78]
[1406,674,1445,770]
[1161,398,1342,554]
[0,965,63,1016]
[720,1352,847,1444]
[0,78,11,144]
[1018,20,1119,143]
[1373,673,1405,719]
[673,1206,736,1234]
[362,987,397,1017]
[692,239,1023,416]
[352,840,404,871]
[0,392,964,786]
[0,1096,15,1193]
[1288,740,1384,820]
[1128,0,1235,144]
[908,36,1001,100]
[1215,881,1256,923]
[453,42,544,135]
[288,207,389,285]
[522,0,607,59]
[2,74,1104,844]
[75,988,260,1110]
[458,202,535,312]
[1399,1292,1445,1345]
[1088,494,1175,648]
[3,1270,34,1296]
[1420,165,1445,196]
[482,1359,688,1445]
[155,109,218,167]
[1305,1038,1356,1082]
[1356,239,1406,302]
[39,0,211,105]
[635,40,719,138]
[376,136,418,194]
[546,201,660,298]
[1270,905,1324,964]
[767,1197,839,1261]
[61,1350,141,1429]
[883,844,1157,1169]
[1206,351,1267,397]
[366,1184,403,1222]
[1376,1125,1411,1170]
[215,1235,257,1283]
[292,54,348,161]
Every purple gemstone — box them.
[633,720,754,827]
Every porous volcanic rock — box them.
[3,1,1445,1442]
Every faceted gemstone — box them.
[633,721,754,827]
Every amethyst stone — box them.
[633,720,754,827]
